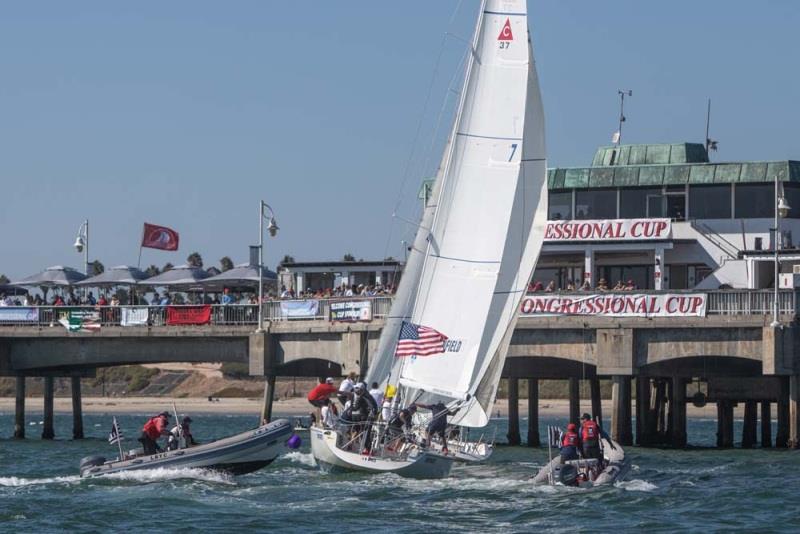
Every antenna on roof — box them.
[613,89,632,145]
[705,98,718,159]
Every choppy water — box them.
[0,412,794,532]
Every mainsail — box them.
[370,0,547,428]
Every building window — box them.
[735,184,774,218]
[620,187,662,218]
[689,184,732,219]
[575,188,617,219]
[548,191,572,220]
[783,183,800,219]
[665,185,686,221]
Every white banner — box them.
[544,218,671,242]
[520,293,706,317]
[280,300,320,318]
[0,307,39,322]
[121,307,149,326]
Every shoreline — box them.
[0,396,732,419]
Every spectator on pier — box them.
[110,295,120,306]
[544,281,556,292]
[98,294,108,306]
[53,295,65,306]
[596,278,608,291]
[531,280,544,292]
[0,294,10,306]
[612,280,624,291]
[221,287,234,305]
[580,280,591,291]
[566,280,576,291]
[624,279,636,291]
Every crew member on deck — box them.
[139,412,170,455]
[307,377,338,425]
[417,401,453,454]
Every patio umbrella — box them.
[197,263,277,291]
[0,284,28,296]
[139,265,210,288]
[75,265,148,287]
[11,266,87,287]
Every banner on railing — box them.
[0,307,39,322]
[121,307,149,326]
[330,300,372,322]
[58,309,101,332]
[544,218,671,242]
[520,293,707,317]
[166,305,211,325]
[280,300,319,318]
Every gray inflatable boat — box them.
[533,437,630,487]
[80,419,294,478]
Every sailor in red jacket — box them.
[580,413,602,461]
[139,412,170,455]
[560,423,580,462]
[307,378,338,426]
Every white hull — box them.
[532,438,630,487]
[310,426,454,479]
[80,419,293,478]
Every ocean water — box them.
[0,412,794,533]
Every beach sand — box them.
[0,396,730,419]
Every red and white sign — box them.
[520,293,706,318]
[544,218,671,242]
[498,18,513,41]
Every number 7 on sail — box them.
[394,321,449,357]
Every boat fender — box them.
[286,434,302,449]
[559,464,578,486]
[79,455,106,470]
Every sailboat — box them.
[311,0,548,478]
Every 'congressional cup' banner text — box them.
[520,293,707,317]
[330,300,372,322]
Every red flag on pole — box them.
[141,223,180,251]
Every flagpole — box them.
[114,416,124,460]
[137,225,145,269]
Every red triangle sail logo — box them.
[498,18,513,41]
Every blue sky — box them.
[1,1,798,279]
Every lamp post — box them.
[772,175,791,328]
[257,201,279,332]
[74,219,89,275]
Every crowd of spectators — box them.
[527,278,638,293]
[279,283,395,299]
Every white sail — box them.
[395,0,547,425]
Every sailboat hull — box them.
[310,427,454,479]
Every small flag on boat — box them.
[394,321,448,357]
[547,426,562,448]
[108,417,124,445]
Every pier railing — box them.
[0,291,795,328]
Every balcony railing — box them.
[0,291,795,328]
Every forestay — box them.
[393,0,548,427]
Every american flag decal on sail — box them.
[394,321,448,357]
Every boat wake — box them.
[280,451,317,468]
[0,475,82,487]
[1,468,235,487]
[615,479,657,492]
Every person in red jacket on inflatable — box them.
[139,412,171,455]
[580,413,602,462]
[559,423,580,463]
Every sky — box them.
[1,1,799,280]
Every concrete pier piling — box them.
[761,401,772,448]
[777,376,790,448]
[717,401,735,448]
[671,377,687,448]
[789,375,800,448]
[71,376,84,440]
[742,400,758,449]
[590,377,603,427]
[636,377,650,445]
[611,376,632,446]
[526,379,540,447]
[569,377,580,424]
[14,376,25,439]
[42,377,55,440]
[507,378,521,446]
[260,375,276,424]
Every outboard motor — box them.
[79,455,106,471]
[558,463,578,486]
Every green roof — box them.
[548,143,800,190]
